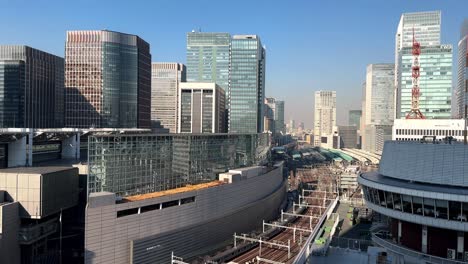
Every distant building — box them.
[397,45,452,119]
[395,11,441,119]
[394,11,451,119]
[264,97,285,134]
[362,64,394,153]
[178,82,225,133]
[337,125,358,148]
[288,119,296,133]
[186,32,230,93]
[314,91,336,146]
[457,19,468,119]
[229,35,266,133]
[0,46,64,128]
[151,63,186,133]
[298,122,305,132]
[348,110,362,127]
[65,30,151,128]
[275,100,285,134]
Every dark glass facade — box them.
[229,36,266,133]
[0,46,64,128]
[87,133,270,197]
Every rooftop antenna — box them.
[405,27,425,119]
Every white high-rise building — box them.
[313,91,336,146]
[178,82,225,133]
[362,64,395,153]
[394,11,442,119]
[457,19,468,119]
[151,63,186,133]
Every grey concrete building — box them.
[0,167,79,264]
[178,82,225,133]
[0,46,64,128]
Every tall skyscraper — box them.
[457,19,468,119]
[151,63,186,133]
[186,32,230,92]
[178,82,225,133]
[398,45,452,119]
[264,97,285,134]
[362,64,394,152]
[65,30,151,128]
[275,100,285,134]
[313,91,336,146]
[395,11,451,119]
[264,98,276,133]
[229,35,266,133]
[395,11,441,53]
[348,110,362,128]
[0,45,64,128]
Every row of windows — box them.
[363,186,468,222]
[395,128,463,136]
[116,196,196,218]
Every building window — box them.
[117,208,139,218]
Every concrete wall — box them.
[0,202,20,264]
[85,165,286,264]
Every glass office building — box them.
[229,35,266,134]
[65,30,151,128]
[87,133,269,197]
[0,46,64,128]
[186,32,230,93]
[348,110,362,128]
[398,45,452,119]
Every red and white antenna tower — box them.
[406,28,425,119]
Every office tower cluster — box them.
[355,10,464,153]
[0,30,269,134]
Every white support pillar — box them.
[458,231,464,254]
[61,133,80,160]
[27,131,33,166]
[398,220,402,243]
[8,135,27,167]
[422,225,428,254]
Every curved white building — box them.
[359,141,468,263]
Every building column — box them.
[422,225,428,254]
[458,232,464,255]
[398,220,402,244]
[7,135,27,167]
[61,133,80,160]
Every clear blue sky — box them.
[1,0,467,128]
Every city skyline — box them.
[2,1,467,128]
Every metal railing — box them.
[372,233,466,264]
[330,236,373,251]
